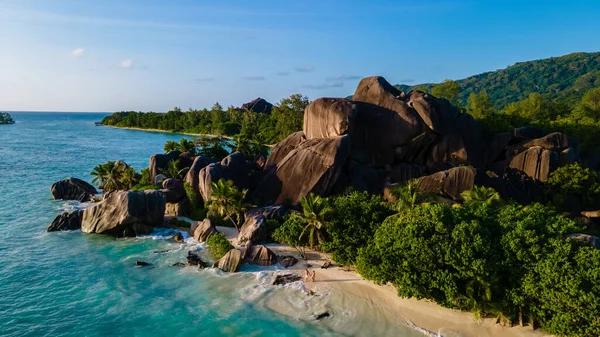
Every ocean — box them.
[0,112,422,337]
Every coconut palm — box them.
[295,193,332,248]
[460,186,502,207]
[205,179,248,231]
[389,179,437,212]
[90,161,138,192]
[160,159,189,180]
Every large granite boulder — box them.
[352,76,424,166]
[485,133,514,165]
[418,166,477,200]
[426,132,468,171]
[236,214,266,246]
[508,132,574,157]
[165,198,189,216]
[406,90,460,135]
[212,249,242,272]
[388,164,424,185]
[50,178,98,202]
[247,245,278,266]
[255,135,352,206]
[47,210,83,231]
[242,98,273,114]
[190,218,217,242]
[149,150,181,182]
[480,168,544,205]
[508,146,558,182]
[303,98,356,140]
[245,205,287,221]
[81,190,166,237]
[162,178,186,203]
[198,152,248,202]
[184,156,217,202]
[265,131,306,170]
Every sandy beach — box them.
[103,125,234,140]
[171,216,551,337]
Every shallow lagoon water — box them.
[0,112,421,337]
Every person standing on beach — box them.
[304,269,310,282]
[311,270,316,282]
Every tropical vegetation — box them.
[206,232,234,259]
[205,179,248,231]
[90,161,139,191]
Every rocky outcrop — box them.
[303,98,355,140]
[165,198,189,216]
[255,135,352,206]
[479,168,544,205]
[508,146,558,182]
[149,150,181,182]
[236,214,266,246]
[265,131,306,170]
[81,190,166,237]
[247,245,278,266]
[245,205,287,221]
[47,210,83,231]
[279,255,298,268]
[388,164,424,185]
[514,126,547,140]
[162,178,186,203]
[184,156,217,202]
[273,273,302,285]
[50,178,98,202]
[242,98,273,114]
[418,166,477,200]
[187,251,207,268]
[198,152,248,202]
[189,218,217,242]
[212,249,242,272]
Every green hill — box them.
[396,52,600,107]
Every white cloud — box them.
[71,48,85,58]
[294,66,314,73]
[120,59,133,69]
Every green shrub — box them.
[206,232,233,259]
[272,215,309,259]
[184,182,206,220]
[167,218,191,228]
[546,163,600,212]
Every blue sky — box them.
[1,0,599,112]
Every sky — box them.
[1,0,599,112]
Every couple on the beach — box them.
[304,269,316,282]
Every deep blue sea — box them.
[0,113,422,337]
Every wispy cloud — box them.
[295,66,314,73]
[241,76,266,81]
[301,82,344,90]
[326,74,361,82]
[399,78,415,83]
[276,72,290,76]
[192,77,215,82]
[71,48,85,58]
[120,59,133,69]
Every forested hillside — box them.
[396,52,600,107]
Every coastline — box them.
[102,125,234,140]
[175,217,551,337]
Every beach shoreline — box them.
[102,125,234,140]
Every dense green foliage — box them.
[159,159,189,180]
[293,193,332,248]
[545,163,600,212]
[102,94,310,144]
[90,161,139,191]
[321,190,393,265]
[166,218,191,229]
[0,112,15,124]
[184,182,206,220]
[205,179,248,231]
[206,232,234,260]
[272,215,309,260]
[164,138,197,155]
[397,52,600,107]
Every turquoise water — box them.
[0,113,421,337]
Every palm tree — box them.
[90,161,138,192]
[460,186,502,207]
[295,193,332,248]
[160,159,189,180]
[205,179,248,231]
[390,179,436,212]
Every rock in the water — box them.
[352,76,423,166]
[279,255,298,268]
[255,135,351,206]
[567,233,600,249]
[198,152,248,202]
[247,245,278,266]
[186,251,207,268]
[189,218,217,242]
[242,97,273,114]
[303,98,356,140]
[47,210,83,232]
[162,178,186,203]
[172,262,185,267]
[135,261,151,266]
[81,190,166,237]
[418,166,477,200]
[212,249,242,272]
[315,312,331,320]
[50,177,98,202]
[173,232,184,242]
[273,273,302,286]
[265,131,307,170]
[236,214,266,246]
[149,150,181,183]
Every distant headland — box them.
[0,112,15,124]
